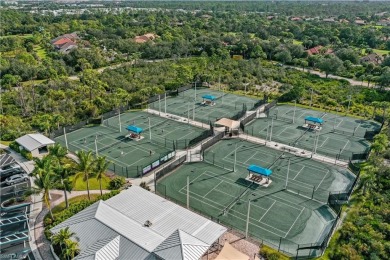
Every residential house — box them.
[355,19,366,26]
[134,33,158,44]
[360,53,383,65]
[51,32,79,54]
[50,186,227,260]
[291,17,302,21]
[377,19,390,27]
[323,18,336,23]
[306,45,333,55]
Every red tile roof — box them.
[53,38,74,47]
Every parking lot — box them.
[0,153,32,260]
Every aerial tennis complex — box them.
[156,138,355,256]
[149,88,260,123]
[245,104,380,160]
[54,111,206,177]
[53,87,380,257]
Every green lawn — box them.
[0,140,11,146]
[21,79,46,86]
[70,174,111,191]
[360,48,389,56]
[51,194,100,214]
[0,34,33,39]
[33,45,47,59]
[293,39,303,45]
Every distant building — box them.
[360,53,383,65]
[377,20,390,26]
[291,17,302,21]
[355,20,366,26]
[306,45,333,55]
[323,18,336,23]
[50,32,79,54]
[134,33,158,44]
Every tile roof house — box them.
[306,45,334,55]
[355,19,366,26]
[134,33,158,44]
[360,53,383,65]
[51,32,79,53]
[51,186,227,260]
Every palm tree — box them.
[63,239,80,260]
[51,227,75,253]
[54,165,73,209]
[31,156,53,177]
[27,170,55,219]
[75,151,95,201]
[94,156,110,196]
[49,143,68,162]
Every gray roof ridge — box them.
[177,229,209,246]
[94,200,163,252]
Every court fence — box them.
[154,153,187,190]
[155,180,328,258]
[264,100,278,115]
[200,131,225,153]
[230,103,247,121]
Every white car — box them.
[5,173,29,185]
[0,164,22,175]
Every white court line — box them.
[178,189,288,236]
[336,118,343,127]
[292,166,305,180]
[316,170,330,191]
[224,158,315,190]
[340,140,350,155]
[179,170,210,193]
[244,151,258,164]
[203,180,224,198]
[202,171,303,211]
[318,136,329,148]
[258,201,276,222]
[284,207,305,238]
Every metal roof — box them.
[304,116,324,124]
[51,186,227,260]
[0,154,16,168]
[106,186,227,245]
[126,125,143,134]
[153,230,209,260]
[95,236,120,260]
[15,134,55,152]
[247,165,272,176]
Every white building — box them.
[15,134,55,157]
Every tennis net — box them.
[332,128,353,136]
[222,183,253,215]
[96,138,125,153]
[275,115,293,124]
[267,152,286,169]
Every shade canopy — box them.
[247,164,272,176]
[126,125,143,134]
[202,94,217,101]
[304,116,323,124]
[215,118,240,129]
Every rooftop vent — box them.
[144,220,152,227]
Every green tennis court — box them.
[245,104,380,160]
[54,111,205,178]
[149,88,260,123]
[157,139,354,256]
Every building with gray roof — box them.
[51,186,227,260]
[15,134,55,157]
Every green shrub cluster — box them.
[9,141,20,152]
[44,190,120,239]
[20,149,32,160]
[108,177,125,190]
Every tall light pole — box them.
[270,118,274,142]
[347,95,352,114]
[309,88,314,107]
[293,100,296,123]
[234,143,237,172]
[245,199,251,238]
[148,117,152,140]
[243,83,249,95]
[285,158,290,189]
